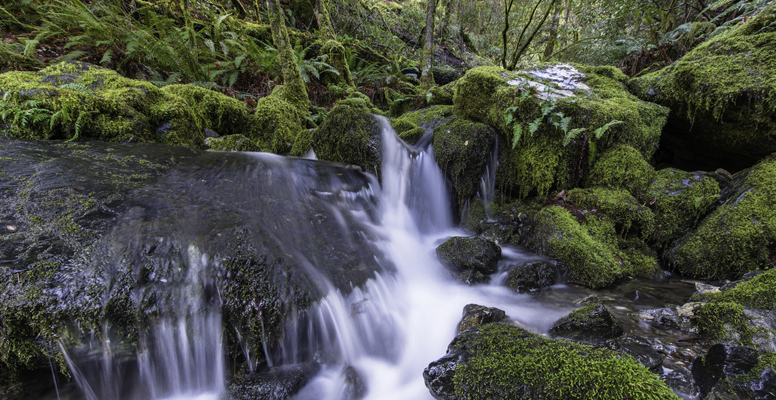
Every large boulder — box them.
[0,61,249,148]
[584,144,654,197]
[453,63,669,198]
[667,155,776,279]
[503,260,559,293]
[629,4,776,172]
[0,137,387,385]
[309,105,383,176]
[423,308,678,400]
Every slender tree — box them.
[420,0,437,87]
[312,0,336,39]
[267,0,309,111]
[543,2,561,60]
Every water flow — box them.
[292,118,568,400]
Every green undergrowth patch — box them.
[585,144,654,197]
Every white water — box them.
[287,118,568,400]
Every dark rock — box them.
[456,304,509,333]
[607,336,665,372]
[227,363,321,400]
[660,365,697,398]
[457,269,488,285]
[692,344,776,400]
[503,260,558,293]
[435,237,501,275]
[550,303,624,341]
[432,68,462,86]
[342,365,367,400]
[636,303,701,333]
[721,270,768,292]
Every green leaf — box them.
[528,117,542,136]
[99,49,112,65]
[593,120,624,139]
[563,128,586,146]
[512,124,523,149]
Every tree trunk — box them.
[507,0,557,70]
[543,3,561,60]
[313,0,336,39]
[420,0,436,87]
[267,0,310,111]
[501,0,515,69]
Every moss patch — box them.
[206,134,261,152]
[448,323,678,399]
[667,155,775,279]
[161,84,250,136]
[568,187,655,241]
[585,144,654,197]
[248,85,305,155]
[310,105,382,176]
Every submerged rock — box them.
[503,260,558,293]
[630,4,776,172]
[423,306,679,400]
[550,303,624,341]
[226,363,321,400]
[435,237,501,276]
[692,344,776,400]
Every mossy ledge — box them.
[424,322,679,400]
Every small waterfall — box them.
[479,136,499,220]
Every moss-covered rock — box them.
[427,80,457,106]
[206,134,261,152]
[310,105,382,176]
[424,321,679,400]
[567,187,655,241]
[692,344,776,399]
[629,4,776,172]
[550,303,624,341]
[520,206,623,288]
[435,237,501,275]
[0,61,229,148]
[249,85,305,154]
[585,144,654,197]
[452,64,669,198]
[641,168,721,248]
[389,119,425,144]
[433,118,496,211]
[394,105,454,132]
[667,155,776,279]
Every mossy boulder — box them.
[567,187,655,241]
[550,303,624,341]
[436,237,501,276]
[394,105,454,133]
[433,118,497,211]
[0,61,242,148]
[249,85,305,154]
[666,155,776,279]
[310,105,382,176]
[423,318,679,400]
[585,144,654,197]
[640,168,720,248]
[453,64,669,198]
[427,80,457,106]
[457,304,509,333]
[629,5,776,172]
[389,119,425,145]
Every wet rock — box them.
[636,303,702,333]
[660,365,697,399]
[424,310,678,400]
[456,304,509,333]
[720,270,768,292]
[457,269,488,285]
[206,134,261,152]
[692,344,776,400]
[227,363,321,400]
[550,303,624,341]
[503,260,558,293]
[436,237,501,275]
[607,336,665,372]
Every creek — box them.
[34,119,700,400]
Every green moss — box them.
[390,119,425,144]
[667,156,775,279]
[451,323,678,399]
[642,168,720,248]
[586,144,654,196]
[321,40,352,86]
[433,118,496,208]
[310,105,382,176]
[697,268,776,310]
[629,5,776,166]
[695,302,762,345]
[428,80,456,106]
[161,84,250,136]
[206,134,261,152]
[248,85,305,155]
[395,105,454,129]
[526,206,623,288]
[568,187,655,240]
